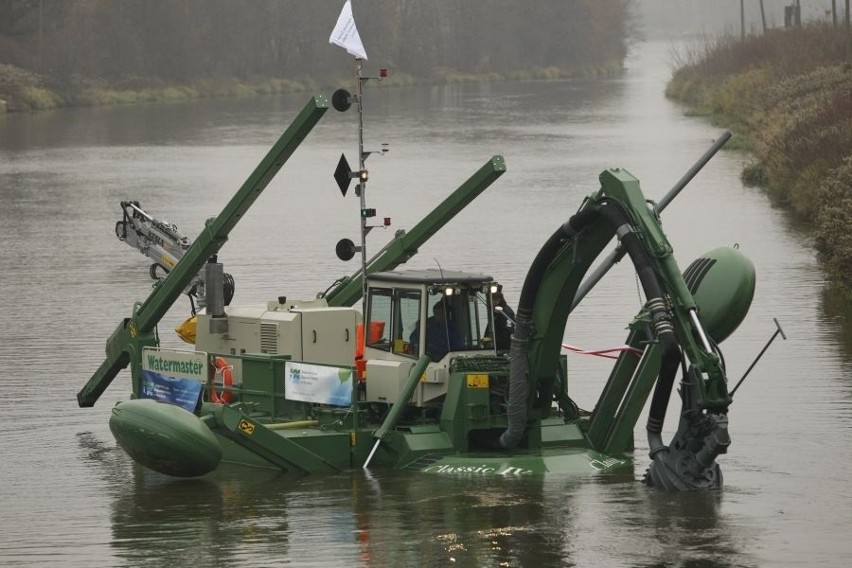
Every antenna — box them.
[432,257,455,351]
[433,257,446,283]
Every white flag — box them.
[329,0,368,60]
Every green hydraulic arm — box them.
[77,95,329,407]
[520,169,725,428]
[322,155,506,307]
[597,170,727,407]
[501,167,740,490]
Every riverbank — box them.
[665,24,852,294]
[0,65,318,113]
[0,60,622,115]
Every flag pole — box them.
[329,0,377,316]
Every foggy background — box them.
[636,0,841,38]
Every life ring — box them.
[210,357,234,404]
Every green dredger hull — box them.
[110,398,631,477]
[109,236,755,481]
[87,93,756,490]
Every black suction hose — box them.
[500,207,601,449]
[517,210,593,310]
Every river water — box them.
[0,40,850,567]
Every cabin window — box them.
[366,288,392,352]
[366,287,422,358]
[393,290,422,357]
[467,289,491,349]
[412,287,491,361]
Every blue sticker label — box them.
[140,370,203,412]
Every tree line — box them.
[0,0,629,91]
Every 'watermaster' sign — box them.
[141,347,207,411]
[284,361,353,406]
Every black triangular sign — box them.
[334,154,352,197]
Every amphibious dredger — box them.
[78,92,761,491]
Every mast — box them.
[356,58,369,314]
[331,62,389,314]
[329,0,380,315]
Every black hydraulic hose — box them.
[593,201,681,454]
[646,336,682,454]
[500,206,602,449]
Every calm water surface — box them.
[1,41,850,567]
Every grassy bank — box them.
[0,59,623,116]
[666,24,852,293]
[0,64,323,113]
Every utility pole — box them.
[846,0,851,63]
[38,0,43,69]
[740,0,745,40]
[760,0,767,33]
